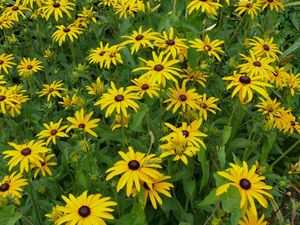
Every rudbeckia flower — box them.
[17,57,44,77]
[0,53,16,74]
[39,0,75,21]
[52,24,83,46]
[38,80,65,101]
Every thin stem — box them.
[121,113,126,149]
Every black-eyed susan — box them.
[182,67,208,87]
[127,76,160,98]
[88,42,110,68]
[186,0,222,16]
[45,205,63,224]
[95,81,140,117]
[283,115,300,135]
[43,48,54,60]
[114,1,140,19]
[0,53,16,74]
[23,0,44,8]
[120,27,160,54]
[154,27,188,59]
[0,172,27,205]
[99,0,117,7]
[58,93,80,109]
[288,162,300,175]
[285,72,300,96]
[223,71,272,104]
[189,35,224,61]
[6,85,29,117]
[39,0,75,21]
[66,108,100,137]
[235,0,262,19]
[56,191,117,225]
[3,0,30,22]
[17,57,43,77]
[3,140,50,173]
[106,146,162,197]
[216,161,273,216]
[132,52,182,86]
[77,6,97,24]
[262,0,284,11]
[37,119,68,145]
[37,80,65,101]
[249,37,282,60]
[0,14,15,30]
[111,114,130,131]
[52,24,83,46]
[239,209,267,225]
[0,87,16,114]
[164,80,200,113]
[255,97,283,123]
[0,75,6,86]
[197,94,221,121]
[31,153,57,178]
[268,66,288,89]
[86,77,105,96]
[104,44,123,69]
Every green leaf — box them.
[261,132,277,163]
[280,37,300,59]
[197,150,210,191]
[221,126,232,145]
[75,169,87,189]
[115,203,147,225]
[129,104,148,132]
[183,178,195,198]
[0,205,22,225]
[217,146,226,169]
[197,188,219,210]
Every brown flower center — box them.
[27,65,33,70]
[50,129,57,135]
[253,61,261,67]
[204,45,212,51]
[246,3,252,8]
[63,27,70,33]
[114,94,124,102]
[78,123,85,129]
[41,161,46,166]
[53,3,60,8]
[21,147,31,156]
[239,178,251,190]
[99,51,106,56]
[49,88,54,93]
[178,94,187,102]
[166,40,175,46]
[0,95,6,101]
[268,108,273,113]
[0,60,4,65]
[263,44,270,51]
[135,34,144,41]
[143,182,151,190]
[267,0,273,2]
[12,6,19,11]
[239,75,251,84]
[290,121,296,126]
[182,130,189,137]
[128,160,140,170]
[78,206,91,218]
[201,103,208,109]
[141,84,149,90]
[154,64,164,72]
[0,183,9,192]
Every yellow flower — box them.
[223,71,272,104]
[182,67,208,87]
[22,0,44,8]
[43,48,54,60]
[56,191,117,225]
[186,0,222,16]
[132,52,182,87]
[37,118,68,145]
[0,14,15,30]
[197,94,221,121]
[0,172,27,205]
[66,108,100,137]
[39,0,75,21]
[77,6,97,24]
[268,66,288,89]
[120,27,160,54]
[239,209,267,225]
[261,0,284,11]
[249,37,282,61]
[127,76,160,98]
[235,0,262,19]
[3,140,50,173]
[45,205,63,224]
[95,81,140,117]
[104,44,124,69]
[38,80,65,101]
[114,1,140,19]
[189,35,224,61]
[216,161,273,216]
[0,53,16,74]
[58,93,80,109]
[255,97,283,123]
[3,0,30,22]
[86,77,105,96]
[285,72,300,96]
[52,24,83,46]
[31,153,57,178]
[5,85,29,117]
[17,57,43,77]
[0,75,6,86]
[111,114,130,131]
[88,42,110,68]
[0,86,18,115]
[288,162,300,175]
[106,146,162,196]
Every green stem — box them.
[271,140,300,168]
[121,113,126,149]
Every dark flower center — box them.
[143,182,151,190]
[99,51,106,56]
[154,64,164,72]
[135,34,144,41]
[267,0,273,2]
[128,160,140,170]
[78,206,91,218]
[239,178,251,190]
[246,3,252,8]
[290,121,296,126]
[263,44,270,51]
[41,161,46,166]
[204,45,212,51]
[114,94,124,102]
[268,108,273,113]
[12,6,19,11]
[27,65,33,70]
[182,130,189,137]
[21,147,31,156]
[141,84,149,90]
[50,129,57,135]
[0,95,6,101]
[53,3,60,8]
[49,88,54,93]
[78,123,85,129]
[201,103,208,109]
[253,61,261,67]
[63,27,70,33]
[239,75,251,84]
[178,94,187,102]
[0,60,4,65]
[0,183,9,192]
[166,40,175,46]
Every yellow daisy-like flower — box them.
[0,53,16,74]
[235,0,262,19]
[268,66,288,89]
[95,81,140,117]
[31,153,57,178]
[46,205,63,224]
[6,85,29,117]
[37,118,68,145]
[288,162,300,175]
[154,27,189,59]
[3,0,30,22]
[106,146,162,197]
[0,172,27,205]
[249,37,282,61]
[189,35,224,61]
[197,94,221,121]
[186,0,223,16]
[285,72,300,96]
[120,27,160,54]
[58,94,80,109]
[0,75,6,86]
[38,80,65,101]
[39,0,75,21]
[77,6,97,24]
[182,67,208,87]
[114,1,139,19]
[164,80,200,113]
[0,14,15,30]
[43,48,54,60]
[239,209,267,225]
[216,161,273,216]
[104,44,123,69]
[223,71,272,104]
[86,77,105,96]
[56,191,117,225]
[52,24,83,46]
[88,42,110,68]
[0,86,17,114]
[261,0,284,11]
[132,52,182,87]
[3,140,50,173]
[111,114,130,131]
[23,0,44,8]
[255,97,283,123]
[17,57,43,77]
[127,76,160,98]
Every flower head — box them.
[52,24,83,46]
[39,0,75,21]
[17,57,43,77]
[0,53,16,74]
[38,80,65,101]
[31,153,57,178]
